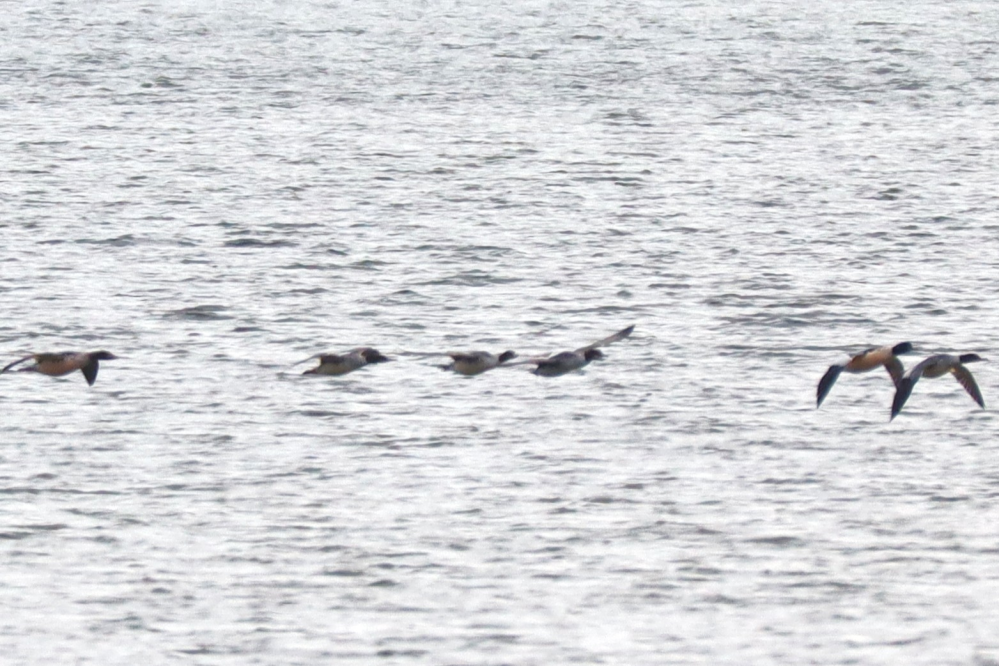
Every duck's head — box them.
[583,349,605,362]
[498,350,517,364]
[959,353,986,364]
[892,342,914,356]
[361,348,391,364]
[91,351,118,361]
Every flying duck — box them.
[890,353,986,420]
[296,347,391,376]
[816,342,913,407]
[524,324,635,377]
[440,350,517,376]
[1,350,118,386]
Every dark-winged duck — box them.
[525,324,635,377]
[440,350,517,376]
[1,350,118,386]
[816,342,913,407]
[297,348,391,376]
[891,353,986,420]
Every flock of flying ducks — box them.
[816,342,987,420]
[1,332,989,421]
[0,325,636,385]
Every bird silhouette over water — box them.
[816,342,913,407]
[295,348,391,376]
[890,353,986,420]
[1,351,118,386]
[440,350,518,376]
[521,324,635,377]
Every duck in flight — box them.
[890,353,986,420]
[816,342,913,407]
[440,350,517,376]
[521,324,635,377]
[1,350,118,386]
[296,347,391,376]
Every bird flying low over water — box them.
[520,324,635,377]
[295,347,391,376]
[890,353,986,421]
[1,351,118,386]
[816,342,913,407]
[440,350,517,376]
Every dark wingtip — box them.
[816,380,829,408]
[890,378,913,420]
[815,365,840,408]
[81,361,99,386]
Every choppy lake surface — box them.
[3,1,999,663]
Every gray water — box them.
[3,1,999,663]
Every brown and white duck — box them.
[816,342,913,407]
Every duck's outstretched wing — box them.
[81,359,99,386]
[291,353,328,367]
[884,357,906,387]
[576,325,635,353]
[952,366,985,408]
[439,352,468,372]
[1,355,35,374]
[890,376,918,420]
[816,364,843,407]
[502,355,551,366]
[890,356,941,420]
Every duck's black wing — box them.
[884,357,906,388]
[890,376,918,420]
[816,364,843,408]
[81,359,100,386]
[952,365,985,408]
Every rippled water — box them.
[3,1,999,663]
